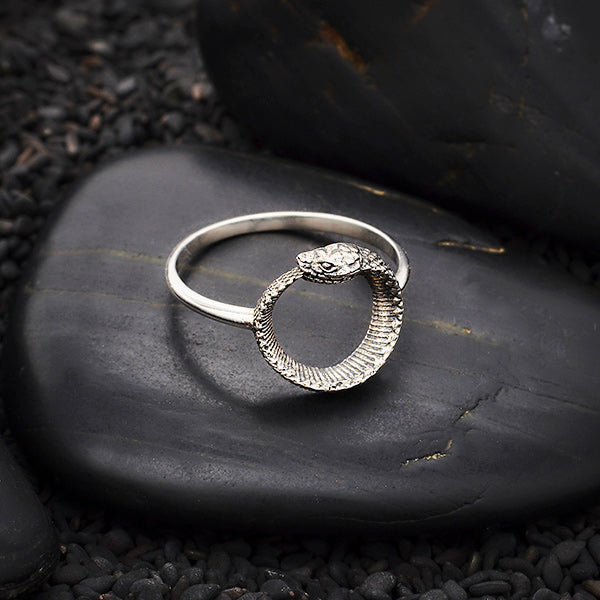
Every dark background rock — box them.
[4,146,600,533]
[196,0,600,252]
[0,437,58,598]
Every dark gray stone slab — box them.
[0,437,58,599]
[196,0,600,251]
[3,147,600,532]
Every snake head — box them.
[296,242,362,283]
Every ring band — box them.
[165,212,409,391]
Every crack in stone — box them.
[400,439,453,467]
[454,386,504,423]
[305,488,487,526]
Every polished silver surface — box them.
[165,211,409,390]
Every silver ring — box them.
[165,212,409,391]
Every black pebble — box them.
[208,548,231,578]
[329,561,349,587]
[532,589,561,600]
[14,215,35,236]
[560,574,574,594]
[53,7,90,37]
[0,260,20,280]
[87,39,114,56]
[29,153,52,173]
[441,562,463,583]
[112,568,151,597]
[0,240,9,262]
[171,575,190,600]
[80,575,116,594]
[162,112,185,136]
[115,114,135,146]
[160,562,180,587]
[0,140,19,170]
[541,554,564,591]
[65,543,88,564]
[72,583,98,599]
[260,579,295,600]
[86,544,119,567]
[52,563,89,586]
[232,557,257,581]
[238,594,265,600]
[115,76,138,97]
[347,567,368,589]
[5,165,30,189]
[130,578,169,600]
[5,193,33,222]
[327,588,346,600]
[497,557,536,578]
[418,590,447,600]
[554,540,585,566]
[583,580,600,597]
[571,561,600,581]
[38,106,68,121]
[531,575,546,594]
[588,536,600,564]
[468,580,511,596]
[121,20,160,49]
[458,572,487,588]
[509,572,531,598]
[359,572,397,600]
[440,580,466,600]
[527,528,556,549]
[180,583,222,600]
[183,567,205,586]
[101,528,133,555]
[46,62,71,83]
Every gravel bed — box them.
[1,1,600,599]
[23,497,600,600]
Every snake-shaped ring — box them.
[166,212,409,392]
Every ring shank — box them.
[165,211,410,329]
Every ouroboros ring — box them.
[165,212,409,391]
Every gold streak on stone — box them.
[437,240,506,254]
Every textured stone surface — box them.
[4,147,600,532]
[0,438,58,599]
[196,0,600,251]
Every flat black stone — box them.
[196,0,600,251]
[0,437,58,598]
[4,147,600,532]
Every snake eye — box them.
[319,261,335,272]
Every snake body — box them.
[253,242,404,391]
